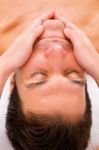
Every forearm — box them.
[90,55,99,86]
[0,57,11,96]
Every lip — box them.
[39,37,71,44]
[34,37,72,52]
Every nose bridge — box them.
[49,75,67,93]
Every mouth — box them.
[38,37,72,47]
[41,37,69,41]
[34,37,73,53]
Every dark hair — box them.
[6,83,92,150]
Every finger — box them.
[27,11,55,31]
[55,15,79,30]
[8,11,55,50]
[32,25,44,42]
[65,27,96,53]
[26,11,55,32]
[64,28,82,48]
[22,24,44,50]
[8,25,43,50]
[37,10,55,22]
[33,11,55,26]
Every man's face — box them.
[15,19,86,122]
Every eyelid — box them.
[64,69,83,78]
[71,80,85,86]
[64,69,85,85]
[30,71,48,77]
[65,69,80,75]
[26,80,47,88]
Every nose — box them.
[45,44,66,71]
[46,44,66,58]
[40,19,66,39]
[45,75,69,95]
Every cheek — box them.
[64,52,81,69]
[16,51,39,71]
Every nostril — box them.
[45,44,66,59]
[40,19,66,39]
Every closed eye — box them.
[71,80,85,85]
[64,69,80,75]
[26,80,47,88]
[26,71,48,88]
[30,71,47,77]
[64,69,82,77]
[30,71,48,80]
[64,69,85,85]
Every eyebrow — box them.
[30,71,48,77]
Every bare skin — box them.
[0,12,99,149]
[0,0,99,54]
[57,16,99,85]
[0,11,55,95]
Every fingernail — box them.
[38,25,43,28]
[37,25,43,31]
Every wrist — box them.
[91,55,99,86]
[0,56,12,96]
[0,56,12,78]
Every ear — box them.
[10,73,15,95]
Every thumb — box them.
[64,28,75,42]
[29,25,44,43]
[64,28,82,49]
[21,25,43,48]
[33,25,43,42]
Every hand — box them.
[56,16,99,78]
[0,11,55,74]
